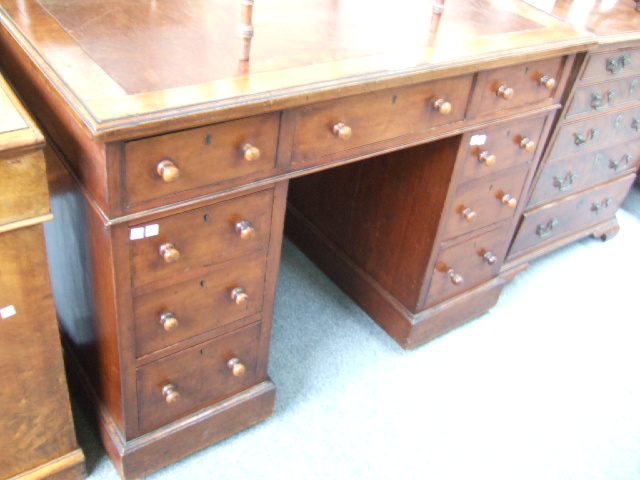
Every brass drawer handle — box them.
[332,122,352,140]
[241,143,261,162]
[519,138,536,152]
[536,218,558,238]
[483,251,497,265]
[461,207,476,222]
[235,220,255,239]
[447,268,463,286]
[162,384,180,404]
[553,171,577,192]
[496,85,514,99]
[230,287,249,305]
[432,98,452,115]
[159,312,179,332]
[574,128,599,146]
[606,54,630,75]
[591,197,614,215]
[539,75,556,90]
[501,193,517,208]
[156,158,180,183]
[159,243,180,263]
[227,357,246,377]
[478,151,496,166]
[609,154,632,173]
[591,90,616,111]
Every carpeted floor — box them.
[74,183,640,480]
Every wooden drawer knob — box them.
[227,358,246,377]
[242,143,261,162]
[519,138,535,152]
[160,312,179,332]
[478,151,496,166]
[539,75,556,90]
[159,243,180,263]
[156,159,180,183]
[501,193,517,208]
[332,122,352,140]
[235,220,255,239]
[162,384,180,404]
[433,98,452,115]
[447,269,463,286]
[497,85,514,99]
[231,287,249,305]
[483,251,497,265]
[461,207,476,222]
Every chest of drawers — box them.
[508,1,640,265]
[0,73,85,480]
[0,0,594,478]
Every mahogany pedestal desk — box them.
[0,1,594,478]
[0,73,85,480]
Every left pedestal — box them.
[0,73,85,480]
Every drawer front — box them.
[468,57,563,119]
[426,225,509,308]
[458,114,547,183]
[444,166,529,240]
[509,174,636,256]
[547,106,640,159]
[0,150,49,227]
[582,47,640,82]
[528,138,640,207]
[129,188,273,289]
[133,253,267,357]
[125,113,279,207]
[290,74,473,167]
[566,75,640,118]
[137,321,262,434]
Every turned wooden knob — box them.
[227,358,246,377]
[433,99,452,115]
[160,312,179,332]
[162,384,180,404]
[159,243,180,263]
[242,143,261,162]
[501,193,518,208]
[332,122,352,140]
[539,75,556,90]
[478,151,496,166]
[231,287,249,305]
[497,85,514,99]
[519,138,536,152]
[235,220,255,239]
[483,251,497,265]
[461,207,476,222]
[156,159,180,183]
[447,269,463,286]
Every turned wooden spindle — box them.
[238,0,255,61]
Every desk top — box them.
[0,0,594,141]
[524,0,640,44]
[0,72,43,155]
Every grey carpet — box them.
[75,183,640,480]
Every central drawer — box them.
[129,188,273,289]
[289,74,473,167]
[136,320,263,434]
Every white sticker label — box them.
[130,224,160,240]
[145,224,159,237]
[130,227,145,240]
[1,305,17,319]
[470,134,487,146]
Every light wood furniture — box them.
[0,1,595,478]
[0,73,85,480]
[507,0,640,266]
